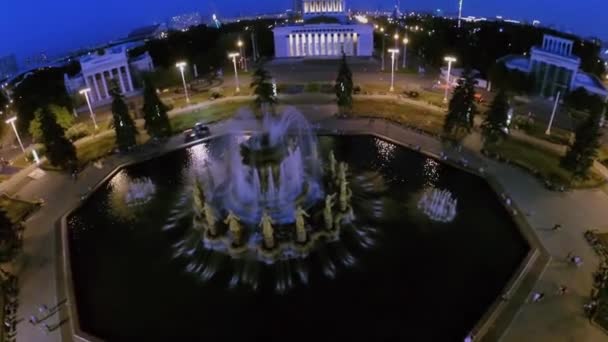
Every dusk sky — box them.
[1,0,607,62]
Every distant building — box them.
[24,52,49,68]
[169,12,202,31]
[127,24,168,41]
[64,44,154,106]
[273,0,374,58]
[0,54,18,79]
[501,34,608,99]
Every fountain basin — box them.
[65,135,529,341]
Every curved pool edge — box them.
[55,125,550,342]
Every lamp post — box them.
[546,91,561,135]
[228,52,241,93]
[78,88,98,129]
[175,61,190,103]
[5,117,24,154]
[443,56,457,103]
[237,39,248,72]
[380,27,385,71]
[393,33,399,71]
[388,48,400,92]
[402,37,409,69]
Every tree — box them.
[564,87,606,114]
[561,112,602,180]
[38,106,77,170]
[251,66,276,115]
[110,86,138,152]
[142,77,171,139]
[0,208,18,261]
[12,67,73,134]
[443,68,478,138]
[335,53,353,116]
[481,89,510,145]
[29,105,74,142]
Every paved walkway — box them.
[3,103,608,342]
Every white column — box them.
[124,65,133,92]
[289,35,294,57]
[302,34,307,56]
[314,34,319,56]
[116,68,126,93]
[101,71,109,99]
[295,34,301,56]
[353,33,358,56]
[92,74,101,103]
[308,33,313,56]
[320,34,325,55]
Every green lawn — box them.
[169,100,252,133]
[516,118,573,146]
[484,139,604,188]
[0,195,39,222]
[351,98,446,135]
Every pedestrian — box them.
[557,285,568,295]
[552,224,562,231]
[571,256,583,267]
[531,292,545,303]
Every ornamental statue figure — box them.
[259,210,275,249]
[336,162,348,187]
[329,150,337,178]
[294,205,310,243]
[203,202,217,236]
[339,178,352,212]
[324,193,337,230]
[224,210,243,245]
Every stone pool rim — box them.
[56,127,550,342]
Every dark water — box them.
[67,135,528,341]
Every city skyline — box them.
[1,0,607,63]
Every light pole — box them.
[402,37,409,69]
[546,91,561,135]
[228,52,241,93]
[79,88,98,129]
[393,33,399,71]
[237,39,248,72]
[458,0,464,28]
[175,61,190,103]
[5,117,24,154]
[443,56,457,103]
[380,27,385,71]
[388,49,400,92]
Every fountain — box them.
[417,188,458,223]
[124,178,156,206]
[164,109,387,292]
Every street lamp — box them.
[175,61,190,103]
[5,117,24,154]
[393,33,400,71]
[388,48,400,92]
[380,27,386,71]
[443,56,457,103]
[402,38,409,69]
[228,52,241,93]
[237,39,248,72]
[78,88,98,129]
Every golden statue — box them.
[294,206,310,243]
[259,210,275,249]
[224,210,243,245]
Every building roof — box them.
[501,55,530,72]
[127,24,161,39]
[573,72,608,97]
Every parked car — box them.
[210,92,223,100]
[404,90,420,99]
[184,123,211,142]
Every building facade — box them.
[0,54,18,79]
[503,35,608,99]
[65,45,155,106]
[273,0,373,58]
[169,12,202,31]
